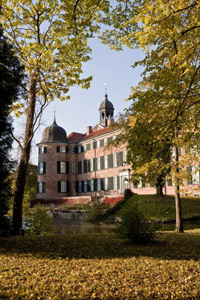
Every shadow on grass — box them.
[0,232,199,261]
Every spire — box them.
[53,106,57,124]
[104,82,108,101]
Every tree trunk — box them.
[175,145,183,232]
[12,77,36,235]
[156,175,164,196]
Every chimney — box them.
[107,119,114,126]
[86,126,92,135]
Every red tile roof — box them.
[80,127,113,142]
[67,132,85,143]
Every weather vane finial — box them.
[104,82,108,98]
[54,106,56,122]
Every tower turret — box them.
[99,92,114,127]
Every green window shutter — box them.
[94,179,97,191]
[58,181,61,193]
[78,161,82,174]
[101,178,105,191]
[82,181,84,192]
[88,160,91,172]
[66,146,68,153]
[93,158,96,171]
[43,162,46,174]
[108,154,113,168]
[108,177,113,190]
[178,148,181,156]
[38,164,40,174]
[107,137,112,143]
[187,166,192,184]
[100,139,104,147]
[87,180,90,192]
[81,146,84,152]
[57,161,60,173]
[75,147,78,153]
[117,153,120,167]
[44,147,47,153]
[86,144,90,151]
[57,146,60,152]
[67,181,69,193]
[117,176,120,189]
[185,148,189,155]
[43,182,45,193]
[66,162,69,174]
[37,182,39,193]
[84,160,88,173]
[93,141,97,149]
[75,181,78,192]
[100,156,104,170]
[119,152,123,166]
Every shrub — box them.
[117,203,158,244]
[123,189,133,201]
[28,204,52,235]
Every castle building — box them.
[36,93,200,204]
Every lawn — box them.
[115,194,200,221]
[0,231,200,299]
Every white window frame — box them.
[123,150,127,165]
[104,138,107,146]
[38,182,44,193]
[97,157,101,171]
[72,146,76,154]
[60,146,66,153]
[113,176,118,190]
[192,165,200,184]
[60,161,66,174]
[84,180,87,192]
[105,177,108,191]
[78,146,82,153]
[90,142,93,150]
[72,181,76,188]
[78,181,82,192]
[60,181,67,193]
[113,153,117,168]
[97,140,100,148]
[104,155,108,169]
[72,161,76,174]
[97,178,101,191]
[90,159,94,172]
[39,162,45,174]
[83,145,87,152]
[39,147,45,154]
[90,179,94,192]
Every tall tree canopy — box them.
[1,0,110,234]
[0,26,23,235]
[103,0,200,232]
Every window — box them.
[192,165,200,184]
[113,135,116,140]
[78,161,82,174]
[72,162,76,174]
[113,176,118,190]
[39,147,46,154]
[38,162,46,174]
[123,150,127,165]
[90,159,94,172]
[78,146,82,153]
[72,181,76,188]
[61,181,67,193]
[97,140,100,148]
[105,177,108,191]
[104,138,107,146]
[60,161,66,173]
[84,180,87,192]
[104,155,108,169]
[78,181,82,192]
[72,146,76,153]
[60,146,66,153]
[90,179,94,192]
[97,178,101,191]
[113,153,117,168]
[83,145,87,152]
[90,142,93,150]
[97,157,100,171]
[38,182,45,193]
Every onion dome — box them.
[39,119,67,143]
[99,93,114,111]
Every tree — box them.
[103,0,200,232]
[1,0,110,234]
[0,26,23,235]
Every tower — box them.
[99,92,114,127]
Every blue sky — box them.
[13,37,144,164]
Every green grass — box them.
[0,231,200,299]
[115,194,200,221]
